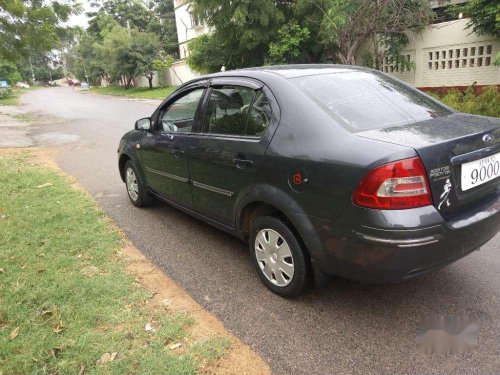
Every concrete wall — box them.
[134,74,159,88]
[360,18,500,87]
[160,61,200,86]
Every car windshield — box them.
[293,71,452,131]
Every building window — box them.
[479,46,484,55]
[456,49,460,58]
[190,13,202,28]
[478,57,483,67]
[487,45,492,54]
[463,48,468,57]
[470,58,475,67]
[486,57,491,66]
[462,59,467,67]
[429,52,433,60]
[455,60,459,68]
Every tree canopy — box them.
[187,0,293,72]
[0,0,81,61]
[452,0,500,37]
[187,0,436,73]
[67,0,176,88]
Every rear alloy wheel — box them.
[250,216,310,297]
[124,160,152,207]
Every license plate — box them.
[461,152,500,191]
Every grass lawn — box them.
[0,152,228,374]
[91,86,178,100]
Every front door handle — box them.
[233,157,254,169]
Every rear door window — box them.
[294,71,452,131]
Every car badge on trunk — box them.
[482,134,494,143]
[438,179,452,210]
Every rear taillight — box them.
[353,157,432,209]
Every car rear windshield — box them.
[293,71,452,131]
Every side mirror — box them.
[135,117,151,131]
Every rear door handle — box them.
[172,148,185,157]
[233,157,254,169]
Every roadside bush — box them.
[0,87,14,100]
[430,86,500,118]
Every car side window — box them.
[202,85,255,136]
[245,90,271,137]
[160,89,204,133]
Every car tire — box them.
[124,160,153,207]
[249,216,310,297]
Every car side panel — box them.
[118,130,147,183]
[255,77,416,221]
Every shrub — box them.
[430,86,500,118]
[0,87,14,100]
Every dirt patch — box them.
[3,146,271,375]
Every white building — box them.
[169,0,210,85]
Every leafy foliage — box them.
[187,0,290,72]
[267,22,310,64]
[0,88,14,100]
[187,0,435,70]
[0,61,22,84]
[317,0,434,65]
[186,34,226,74]
[450,0,500,37]
[68,0,177,88]
[430,86,500,118]
[0,0,80,61]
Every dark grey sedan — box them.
[118,65,500,296]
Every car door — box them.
[188,78,279,226]
[140,84,206,206]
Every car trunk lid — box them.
[357,113,500,219]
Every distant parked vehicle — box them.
[80,82,90,91]
[68,78,80,87]
[117,65,500,296]
[0,80,9,89]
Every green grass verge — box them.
[91,86,178,100]
[0,152,228,374]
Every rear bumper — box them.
[292,195,500,283]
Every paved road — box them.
[21,88,500,374]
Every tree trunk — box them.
[147,73,153,89]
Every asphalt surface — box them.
[19,87,500,374]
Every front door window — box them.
[160,89,204,133]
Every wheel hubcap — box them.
[254,229,294,287]
[126,167,139,201]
